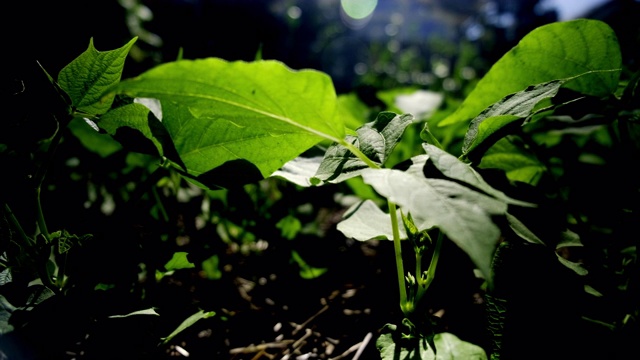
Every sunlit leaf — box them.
[440,19,621,126]
[337,200,407,241]
[110,59,345,188]
[58,37,137,116]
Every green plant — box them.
[1,18,638,359]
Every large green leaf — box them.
[360,167,506,281]
[109,59,345,187]
[58,37,137,116]
[440,19,621,126]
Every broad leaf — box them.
[377,325,487,360]
[109,59,345,188]
[311,112,413,184]
[440,19,621,126]
[59,37,137,116]
[337,200,407,241]
[361,168,506,281]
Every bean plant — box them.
[1,18,638,359]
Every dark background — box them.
[5,0,639,95]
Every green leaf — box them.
[164,252,195,271]
[161,309,216,344]
[422,144,535,208]
[312,112,413,184]
[276,214,302,240]
[337,200,407,241]
[361,167,506,282]
[440,19,621,127]
[110,59,345,188]
[460,76,609,158]
[477,138,546,186]
[68,117,123,157]
[201,255,222,280]
[58,37,137,116]
[505,212,545,245]
[290,250,328,279]
[97,101,185,169]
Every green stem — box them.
[35,187,50,242]
[388,201,408,313]
[3,203,35,248]
[340,140,381,170]
[423,231,444,290]
[338,135,409,314]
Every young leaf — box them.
[161,309,216,345]
[108,308,160,318]
[164,252,195,271]
[58,37,137,117]
[311,112,413,184]
[109,59,345,188]
[361,168,506,281]
[440,19,621,126]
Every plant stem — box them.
[388,201,408,313]
[340,140,381,170]
[3,203,35,248]
[423,231,443,290]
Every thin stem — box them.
[423,231,444,290]
[340,140,381,170]
[3,203,34,248]
[388,201,407,313]
[35,187,50,242]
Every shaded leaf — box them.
[161,309,216,344]
[505,212,545,245]
[361,168,505,281]
[478,138,546,186]
[108,308,160,318]
[422,144,535,207]
[312,112,413,184]
[377,324,487,360]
